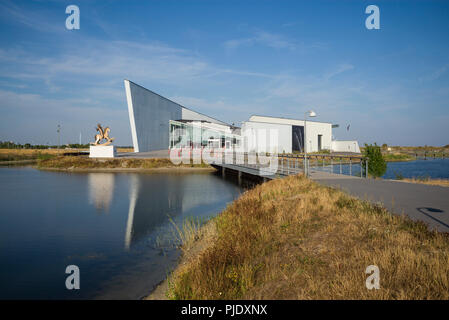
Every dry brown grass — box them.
[167,174,449,300]
[0,148,65,162]
[0,147,132,156]
[37,156,211,169]
[0,149,65,155]
[399,178,449,188]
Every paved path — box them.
[310,171,449,233]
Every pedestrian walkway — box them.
[310,170,449,233]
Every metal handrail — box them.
[205,150,370,179]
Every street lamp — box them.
[57,124,61,148]
[304,110,316,177]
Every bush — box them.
[394,171,404,180]
[363,143,387,178]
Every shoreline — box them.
[36,166,216,173]
[0,159,38,165]
[145,219,219,300]
[35,156,215,173]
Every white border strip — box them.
[124,79,139,152]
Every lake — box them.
[313,158,449,179]
[382,158,449,179]
[0,167,242,299]
[1,159,447,299]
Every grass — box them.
[398,177,449,188]
[170,217,211,252]
[382,153,415,162]
[0,147,133,159]
[0,149,59,162]
[1,148,211,170]
[37,156,211,169]
[166,174,449,300]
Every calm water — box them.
[0,167,242,299]
[313,158,449,179]
[382,158,449,179]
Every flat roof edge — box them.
[249,114,332,125]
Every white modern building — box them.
[124,80,360,154]
[242,115,333,154]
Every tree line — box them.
[0,141,91,149]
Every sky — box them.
[0,0,448,147]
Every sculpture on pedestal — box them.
[91,123,115,146]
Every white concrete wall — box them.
[125,80,229,152]
[247,116,332,153]
[305,121,332,152]
[89,145,116,158]
[241,121,292,153]
[331,140,361,153]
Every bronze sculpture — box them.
[92,123,115,146]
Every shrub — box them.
[394,171,404,180]
[363,143,387,178]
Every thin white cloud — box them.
[419,63,449,82]
[0,37,277,144]
[324,64,354,81]
[224,31,296,51]
[0,88,129,145]
[0,38,271,91]
[0,1,64,34]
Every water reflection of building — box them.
[178,175,227,213]
[124,174,182,250]
[88,173,115,213]
[124,174,235,250]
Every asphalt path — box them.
[310,171,449,233]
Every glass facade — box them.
[169,120,241,150]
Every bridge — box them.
[210,152,369,183]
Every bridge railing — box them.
[278,153,369,178]
[209,150,369,178]
[404,151,447,160]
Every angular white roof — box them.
[249,115,332,126]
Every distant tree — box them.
[381,143,388,149]
[363,143,387,178]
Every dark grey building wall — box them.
[125,80,182,152]
[125,80,229,152]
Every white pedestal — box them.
[89,145,116,158]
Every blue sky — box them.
[0,0,448,146]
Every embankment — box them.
[37,156,213,172]
[158,174,449,300]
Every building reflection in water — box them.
[123,173,237,250]
[124,174,139,250]
[88,173,115,213]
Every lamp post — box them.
[304,110,316,177]
[57,124,61,148]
